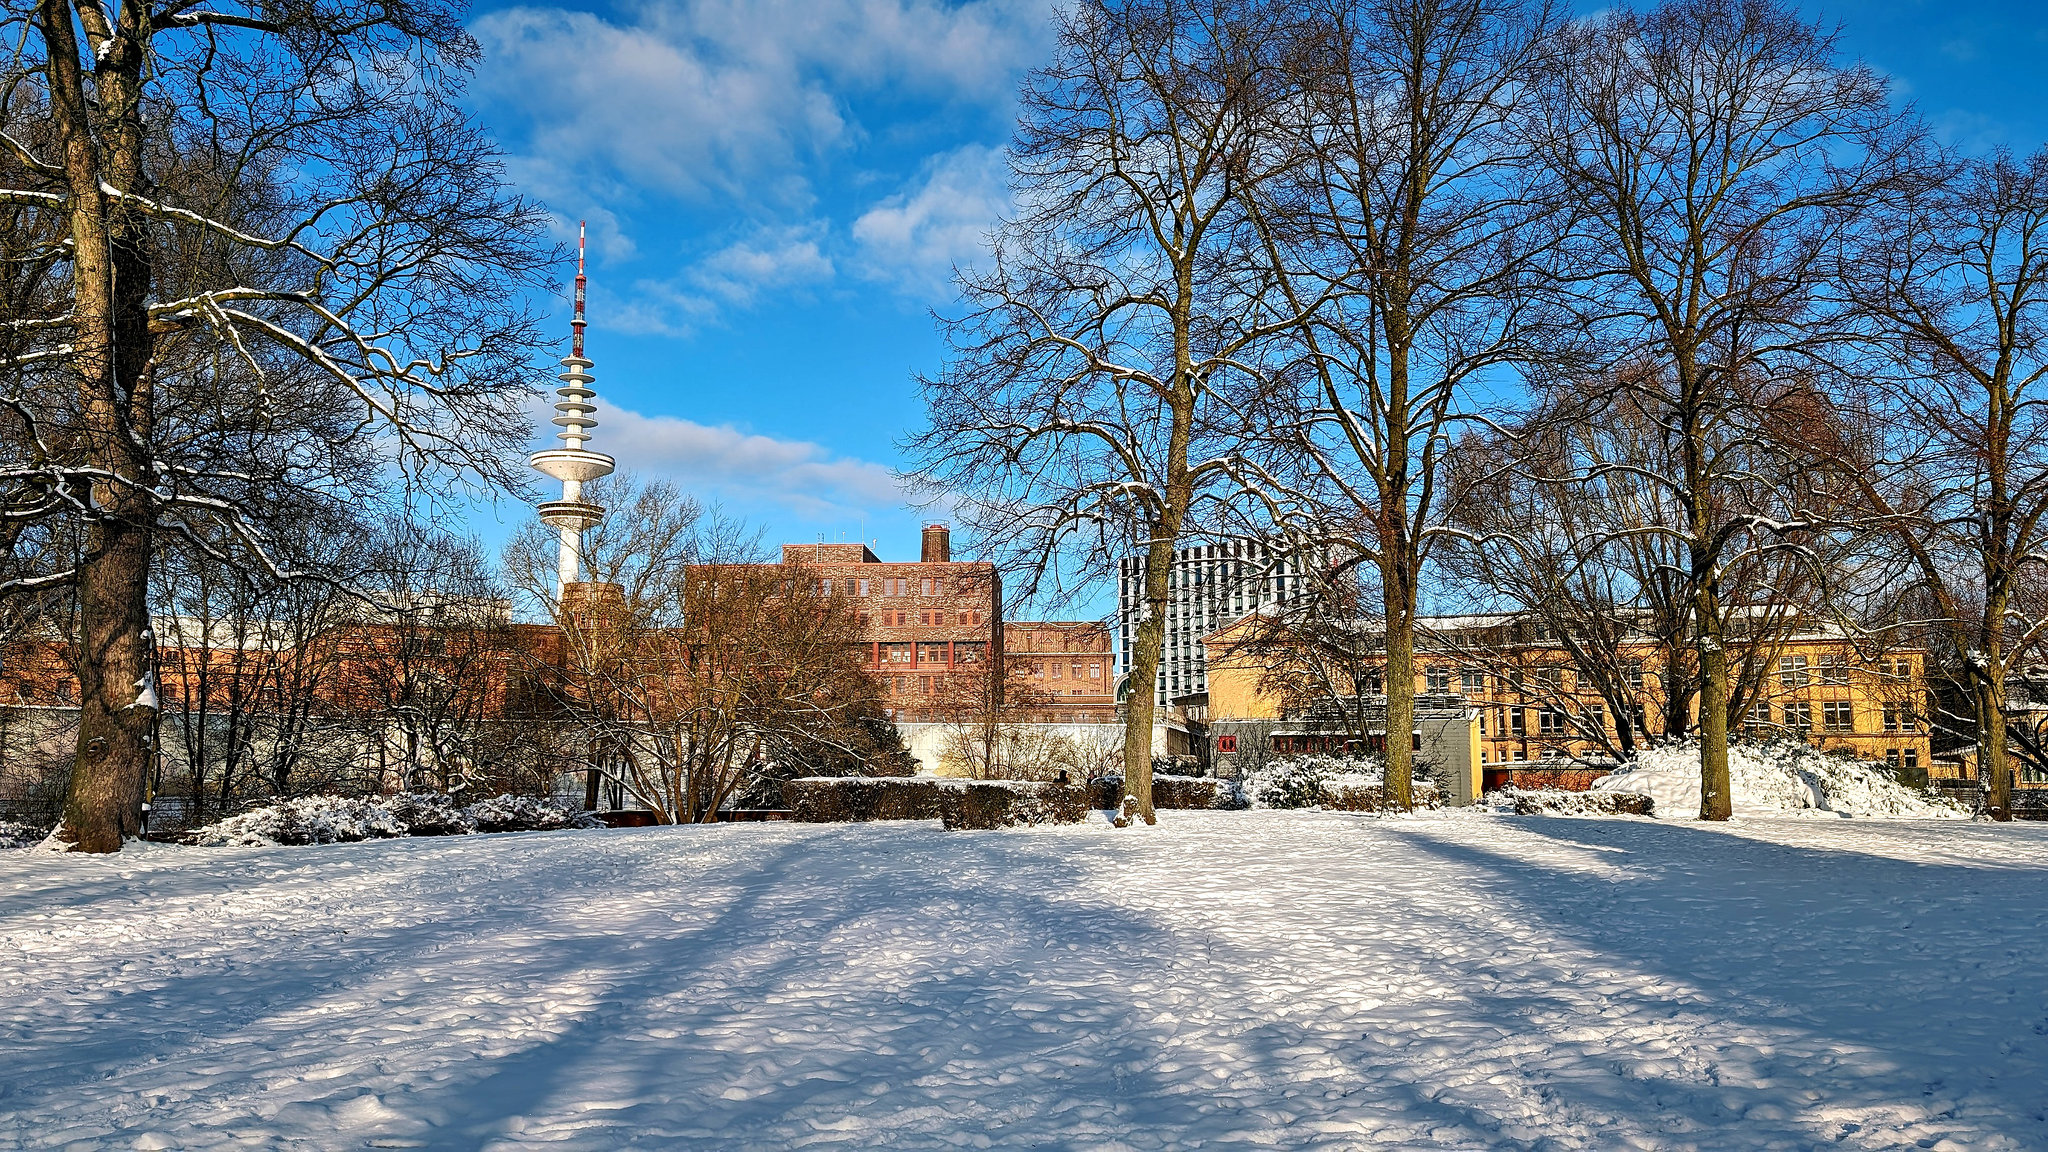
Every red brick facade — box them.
[781,527,1004,721]
[1004,621,1115,723]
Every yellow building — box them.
[1203,612,1933,791]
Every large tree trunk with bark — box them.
[1695,589,1733,821]
[1120,534,1174,825]
[1382,587,1416,810]
[42,0,158,852]
[1979,651,2012,821]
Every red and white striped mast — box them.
[530,223,615,600]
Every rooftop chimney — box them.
[922,523,951,564]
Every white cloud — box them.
[853,143,1011,297]
[473,0,1048,207]
[578,401,908,517]
[690,226,836,304]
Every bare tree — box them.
[1831,148,2048,819]
[909,0,1303,825]
[3,0,554,850]
[1525,0,1912,818]
[1240,0,1561,809]
[509,477,898,821]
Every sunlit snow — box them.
[4,811,2046,1149]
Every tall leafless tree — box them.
[1830,148,2048,819]
[909,0,1303,824]
[1239,0,1561,809]
[2,1,554,850]
[1524,0,1912,818]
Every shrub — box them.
[1088,771,1244,810]
[0,820,50,850]
[383,792,474,837]
[467,794,598,833]
[784,777,1089,830]
[1487,787,1655,817]
[184,792,595,847]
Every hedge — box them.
[784,777,1091,830]
[1089,773,1236,810]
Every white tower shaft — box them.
[531,223,616,600]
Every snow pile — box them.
[1589,742,1965,819]
[0,820,49,850]
[186,793,597,847]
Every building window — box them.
[1217,735,1238,753]
[1819,655,1849,686]
[1510,708,1527,737]
[820,579,832,595]
[1051,663,1062,679]
[1426,667,1451,692]
[1785,700,1813,733]
[922,578,934,596]
[1090,663,1101,679]
[1883,703,1900,732]
[885,643,912,664]
[1747,698,1773,728]
[1779,656,1809,688]
[1903,748,1919,771]
[1588,704,1605,732]
[1463,670,1485,694]
[918,642,948,664]
[1625,659,1645,693]
[1822,700,1853,732]
[1536,666,1565,691]
[1538,710,1565,737]
[956,643,986,663]
[859,579,870,597]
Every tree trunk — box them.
[1121,534,1170,825]
[1382,576,1416,811]
[1695,590,1733,821]
[43,0,158,852]
[1979,664,2012,821]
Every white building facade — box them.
[1117,541,1313,708]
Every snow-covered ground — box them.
[5,811,2047,1150]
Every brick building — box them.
[780,524,1003,722]
[1004,621,1115,723]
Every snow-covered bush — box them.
[0,820,50,849]
[1237,756,1439,811]
[189,795,408,847]
[1243,756,1333,809]
[382,792,474,837]
[1588,741,1965,819]
[1485,788,1655,817]
[185,792,596,847]
[467,793,597,833]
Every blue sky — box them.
[456,0,2048,586]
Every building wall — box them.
[1203,617,1935,778]
[1117,541,1310,708]
[779,529,1003,723]
[1004,621,1115,723]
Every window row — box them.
[822,577,983,599]
[865,610,984,627]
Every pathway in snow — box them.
[4,812,2047,1150]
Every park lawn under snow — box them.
[5,813,2048,1151]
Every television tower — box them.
[530,223,615,599]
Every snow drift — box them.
[1588,742,1963,819]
